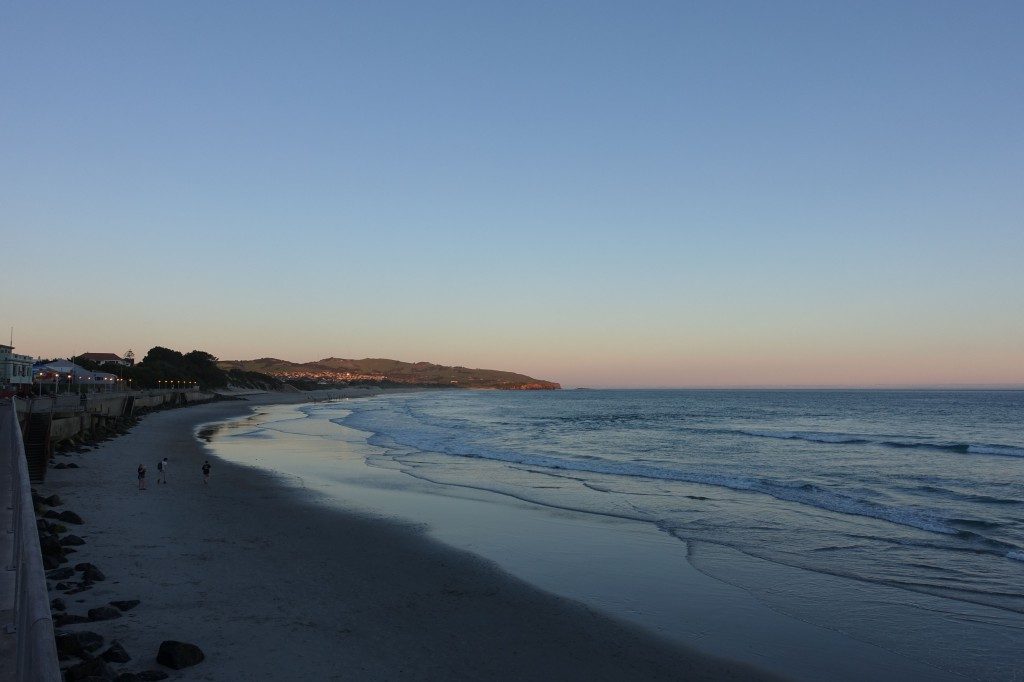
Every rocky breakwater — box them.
[33,420,207,680]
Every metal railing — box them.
[2,399,60,681]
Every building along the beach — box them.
[33,360,120,393]
[0,344,33,389]
[78,351,134,367]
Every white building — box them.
[0,344,34,388]
[33,361,120,392]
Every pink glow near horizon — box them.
[12,321,1023,389]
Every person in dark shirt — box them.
[137,463,147,490]
[202,460,211,485]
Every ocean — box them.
[203,389,1024,679]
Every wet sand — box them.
[41,391,775,680]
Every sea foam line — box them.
[735,429,1024,458]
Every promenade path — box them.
[1,399,60,681]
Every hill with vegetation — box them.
[77,347,282,391]
[218,357,561,390]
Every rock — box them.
[51,597,67,611]
[64,547,77,554]
[59,510,84,524]
[118,672,170,681]
[101,640,131,663]
[44,510,61,519]
[54,581,73,590]
[88,606,122,621]
[61,534,86,546]
[55,630,104,656]
[110,599,140,612]
[43,554,61,570]
[32,492,45,505]
[64,656,117,681]
[44,493,62,506]
[47,567,75,580]
[66,585,93,595]
[53,613,90,626]
[51,523,68,533]
[54,462,68,469]
[37,518,50,532]
[39,535,64,557]
[75,563,107,581]
[67,462,80,468]
[83,566,106,582]
[156,640,205,669]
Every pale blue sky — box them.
[3,2,1022,386]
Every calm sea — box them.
[208,389,1024,678]
[342,390,1024,609]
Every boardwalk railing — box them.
[0,399,60,681]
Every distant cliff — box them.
[218,357,561,390]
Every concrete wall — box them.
[16,390,218,445]
[0,400,61,681]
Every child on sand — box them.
[137,463,147,490]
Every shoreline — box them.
[39,390,776,680]
[200,396,974,682]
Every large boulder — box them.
[44,493,63,506]
[64,656,117,681]
[110,599,140,612]
[58,510,84,524]
[53,613,90,626]
[47,567,75,581]
[39,535,64,557]
[101,640,132,663]
[55,630,104,657]
[156,641,205,669]
[116,672,169,681]
[88,606,122,621]
[50,597,67,612]
[61,534,86,546]
[75,563,107,582]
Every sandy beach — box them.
[39,391,775,681]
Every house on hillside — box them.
[0,344,34,390]
[78,352,134,367]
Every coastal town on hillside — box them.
[1,345,560,397]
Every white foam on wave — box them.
[1007,550,1024,562]
[967,444,1024,458]
[348,414,960,538]
[741,429,868,444]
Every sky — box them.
[2,1,1022,388]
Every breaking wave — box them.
[736,429,1024,457]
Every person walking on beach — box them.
[137,463,147,490]
[202,460,211,485]
[157,457,168,484]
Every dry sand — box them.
[41,391,777,680]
